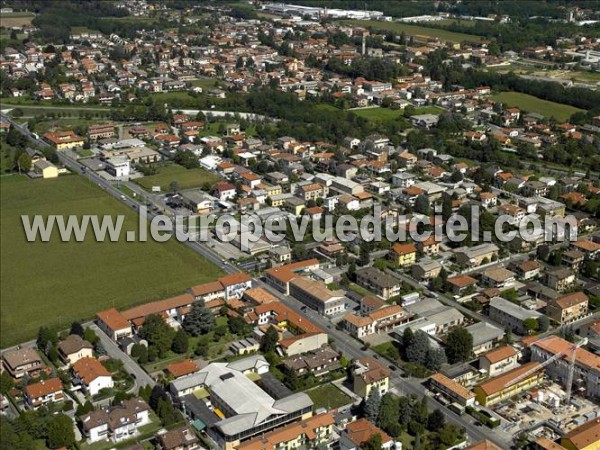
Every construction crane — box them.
[504,337,588,405]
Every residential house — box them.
[513,260,542,280]
[352,357,390,398]
[428,373,476,406]
[412,259,442,281]
[58,334,93,366]
[72,357,114,396]
[157,426,201,450]
[481,268,516,289]
[545,292,589,324]
[389,243,417,267]
[80,398,150,443]
[545,268,576,292]
[355,267,402,300]
[479,346,519,377]
[560,418,600,450]
[2,348,45,379]
[453,244,499,267]
[446,275,478,296]
[43,130,84,150]
[96,308,133,341]
[237,414,334,450]
[340,419,395,450]
[24,378,64,409]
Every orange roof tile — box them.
[166,359,199,378]
[25,377,63,399]
[73,357,111,384]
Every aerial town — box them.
[1,1,600,450]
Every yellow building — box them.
[265,184,283,197]
[473,362,543,406]
[33,159,59,178]
[560,418,600,450]
[235,413,334,450]
[43,130,84,150]
[389,243,417,267]
[352,357,390,398]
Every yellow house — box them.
[235,413,334,450]
[265,184,283,197]
[33,159,59,179]
[389,243,417,267]
[473,362,543,406]
[43,130,84,150]
[560,418,600,450]
[352,357,390,398]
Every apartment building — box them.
[289,277,347,316]
[428,372,476,407]
[479,346,519,377]
[545,292,589,324]
[355,267,403,300]
[488,297,543,334]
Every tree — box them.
[405,330,430,365]
[414,194,430,215]
[228,316,248,336]
[182,301,215,336]
[70,321,84,337]
[17,152,31,173]
[0,372,14,395]
[377,393,399,434]
[445,328,473,363]
[361,434,382,450]
[523,318,539,334]
[46,414,75,449]
[76,400,94,416]
[171,329,189,354]
[139,314,175,357]
[37,326,57,354]
[427,409,445,431]
[364,388,381,423]
[538,315,550,333]
[424,348,447,371]
[169,180,180,193]
[260,326,279,353]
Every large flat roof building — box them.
[171,356,313,450]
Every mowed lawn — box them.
[0,175,222,347]
[340,19,483,43]
[306,384,353,411]
[491,91,583,122]
[134,164,221,192]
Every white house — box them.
[80,398,150,443]
[72,357,114,396]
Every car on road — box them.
[388,364,397,371]
[300,306,308,312]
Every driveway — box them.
[88,324,155,390]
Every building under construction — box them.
[531,336,600,401]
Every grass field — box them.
[340,19,484,43]
[351,107,404,121]
[134,164,221,192]
[306,384,353,411]
[491,91,584,121]
[0,175,222,347]
[0,11,35,28]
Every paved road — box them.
[1,114,509,447]
[89,324,155,390]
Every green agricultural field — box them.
[306,383,353,410]
[490,91,584,122]
[350,107,403,121]
[0,11,35,28]
[134,164,221,192]
[340,20,484,43]
[0,175,222,347]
